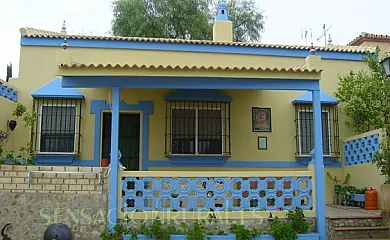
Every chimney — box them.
[305,44,322,70]
[6,63,12,82]
[213,1,233,42]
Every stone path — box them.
[326,204,381,217]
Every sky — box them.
[1,0,390,80]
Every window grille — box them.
[294,104,339,156]
[31,98,82,154]
[165,101,231,155]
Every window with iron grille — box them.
[294,104,339,156]
[165,101,231,155]
[31,98,82,154]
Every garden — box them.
[0,103,37,165]
[326,172,374,209]
[100,209,319,240]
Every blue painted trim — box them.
[164,89,232,101]
[292,90,338,105]
[34,159,341,167]
[31,78,84,99]
[62,76,320,91]
[147,159,342,168]
[35,154,77,165]
[21,37,366,61]
[296,156,340,166]
[0,84,17,102]
[34,158,98,166]
[166,155,230,165]
[90,100,154,170]
[109,87,120,230]
[312,90,326,240]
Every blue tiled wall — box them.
[343,133,380,165]
[0,84,17,102]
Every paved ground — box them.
[326,204,382,217]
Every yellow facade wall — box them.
[358,41,390,58]
[9,43,376,205]
[13,46,368,160]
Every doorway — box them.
[101,113,140,171]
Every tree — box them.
[335,48,390,133]
[335,47,390,183]
[111,0,265,42]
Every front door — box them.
[101,113,140,171]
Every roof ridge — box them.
[20,27,376,53]
[348,31,390,46]
[20,27,63,37]
[58,62,323,73]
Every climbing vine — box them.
[0,103,37,165]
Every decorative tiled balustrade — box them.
[119,170,315,219]
[0,83,17,102]
[343,131,380,165]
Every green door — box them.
[101,113,140,171]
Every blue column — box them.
[312,90,326,239]
[109,87,120,229]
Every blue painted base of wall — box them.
[34,154,99,166]
[35,154,77,165]
[123,234,320,240]
[148,159,341,168]
[32,157,341,168]
[167,155,230,165]
[296,156,340,167]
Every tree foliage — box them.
[335,48,390,133]
[111,0,265,42]
[335,47,390,183]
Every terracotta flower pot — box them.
[101,158,110,167]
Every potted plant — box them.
[326,172,350,194]
[340,185,358,206]
[101,157,110,167]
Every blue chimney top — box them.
[216,1,228,21]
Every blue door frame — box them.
[61,76,326,239]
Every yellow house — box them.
[3,3,389,239]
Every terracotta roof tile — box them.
[348,32,390,46]
[21,27,375,53]
[58,62,322,73]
